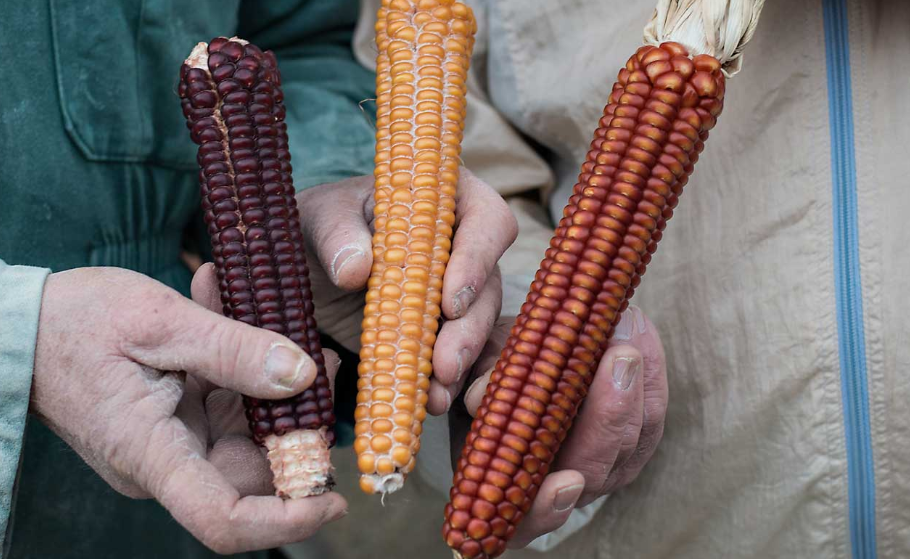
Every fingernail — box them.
[553,484,584,512]
[452,286,476,319]
[264,343,312,390]
[330,508,349,522]
[631,305,648,334]
[612,356,641,390]
[443,388,453,413]
[455,348,472,383]
[331,245,364,283]
[612,309,635,341]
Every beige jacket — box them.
[286,1,910,558]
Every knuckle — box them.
[601,469,634,495]
[135,421,182,493]
[585,400,635,438]
[505,214,519,245]
[210,321,250,380]
[194,508,239,555]
[492,198,519,244]
[203,530,239,555]
[608,428,665,494]
[483,297,501,336]
[641,350,665,378]
[635,421,665,460]
[487,266,505,304]
[100,429,141,477]
[572,455,612,491]
[640,391,668,439]
[111,482,152,500]
[642,396,668,430]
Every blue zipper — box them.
[822,0,877,557]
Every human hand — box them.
[448,306,669,548]
[293,169,518,415]
[31,267,347,554]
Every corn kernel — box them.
[359,0,475,500]
[442,42,725,558]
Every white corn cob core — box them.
[264,429,334,499]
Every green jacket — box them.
[0,1,375,557]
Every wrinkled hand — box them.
[31,267,347,554]
[294,170,517,415]
[449,306,669,548]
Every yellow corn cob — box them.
[355,0,477,495]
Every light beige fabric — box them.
[285,1,910,557]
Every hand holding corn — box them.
[29,268,347,554]
[286,172,516,379]
[442,1,765,556]
[449,307,668,549]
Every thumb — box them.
[554,342,644,499]
[122,292,318,399]
[297,176,374,291]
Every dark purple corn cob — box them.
[178,36,334,498]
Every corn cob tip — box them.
[265,428,335,498]
[643,0,765,76]
[358,472,404,496]
[186,42,209,69]
[185,37,249,70]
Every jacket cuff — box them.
[0,261,50,556]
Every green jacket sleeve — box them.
[0,260,50,558]
[237,0,378,189]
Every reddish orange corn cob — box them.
[178,37,335,498]
[355,0,476,495]
[443,42,725,559]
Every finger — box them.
[322,347,341,400]
[462,366,493,418]
[428,269,503,415]
[177,374,213,445]
[601,306,668,493]
[442,168,518,320]
[297,176,374,291]
[191,260,343,402]
[120,289,318,399]
[144,419,347,554]
[205,348,341,442]
[554,336,644,506]
[208,435,275,497]
[439,315,513,417]
[190,262,222,313]
[507,470,586,549]
[189,263,231,396]
[206,389,250,441]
